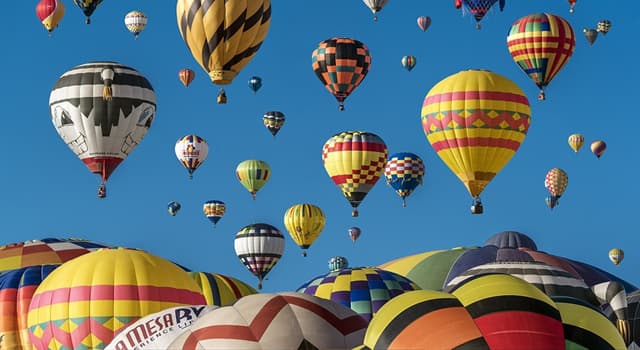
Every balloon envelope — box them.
[235,160,271,199]
[567,133,584,153]
[591,140,607,158]
[234,223,284,289]
[417,16,431,31]
[283,203,326,255]
[178,68,195,87]
[124,10,147,38]
[175,135,208,179]
[36,0,65,33]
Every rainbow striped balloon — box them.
[27,248,206,350]
[507,13,575,100]
[421,70,530,208]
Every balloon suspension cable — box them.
[339,103,345,111]
[251,192,256,201]
[188,173,193,180]
[402,199,407,208]
[134,33,139,40]
[257,279,263,290]
[476,22,481,30]
[352,209,359,217]
[48,30,52,38]
[538,90,546,101]
[86,17,91,25]
[302,251,307,257]
[374,15,378,22]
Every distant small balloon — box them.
[348,227,361,243]
[328,256,349,272]
[168,201,181,216]
[178,68,195,87]
[608,248,624,266]
[417,16,431,31]
[590,140,606,158]
[597,20,611,35]
[583,28,598,46]
[567,133,584,153]
[401,55,417,72]
[124,10,147,39]
[248,76,262,94]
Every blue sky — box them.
[2,1,637,293]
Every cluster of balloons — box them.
[583,20,612,46]
[568,133,607,158]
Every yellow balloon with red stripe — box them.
[283,203,326,256]
[27,247,206,350]
[421,69,531,210]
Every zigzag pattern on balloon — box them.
[29,315,137,349]
[422,109,530,133]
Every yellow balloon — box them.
[176,0,271,85]
[567,133,584,153]
[608,248,624,266]
[283,204,326,256]
[236,159,271,199]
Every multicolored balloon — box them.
[236,159,271,200]
[188,272,257,306]
[176,0,271,103]
[454,0,505,29]
[124,10,147,39]
[27,248,206,349]
[73,0,103,24]
[568,133,585,153]
[348,227,361,243]
[50,62,156,198]
[421,69,530,214]
[597,20,611,35]
[545,168,568,209]
[416,15,431,31]
[175,135,208,179]
[178,68,195,87]
[384,152,425,207]
[328,256,349,272]
[322,131,388,217]
[400,55,416,72]
[248,76,262,94]
[263,111,285,137]
[297,267,419,322]
[507,13,576,100]
[36,0,65,35]
[203,200,226,226]
[168,201,181,216]
[609,248,624,266]
[591,140,606,158]
[362,0,388,21]
[283,203,326,256]
[234,223,284,289]
[168,293,368,349]
[312,38,371,111]
[583,28,598,46]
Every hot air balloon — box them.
[297,267,419,322]
[568,133,585,153]
[507,13,576,100]
[73,0,103,24]
[203,200,226,226]
[597,20,611,35]
[176,0,271,103]
[236,160,271,200]
[168,201,181,216]
[362,0,388,21]
[401,55,416,72]
[384,152,425,207]
[322,131,388,217]
[312,38,371,111]
[36,0,65,35]
[124,10,147,39]
[421,69,531,214]
[583,28,598,46]
[27,248,206,350]
[328,256,349,272]
[545,168,568,209]
[348,227,361,243]
[188,272,257,306]
[609,248,624,266]
[568,0,576,13]
[50,62,156,199]
[175,135,208,179]
[454,0,505,29]
[417,15,431,31]
[234,223,285,289]
[248,76,262,94]
[178,68,195,87]
[591,140,606,158]
[168,293,368,349]
[105,305,218,350]
[263,111,285,137]
[283,203,326,257]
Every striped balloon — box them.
[416,15,431,31]
[400,55,416,72]
[234,223,284,289]
[591,140,607,158]
[235,159,271,200]
[49,62,156,196]
[124,10,147,38]
[175,135,208,179]
[202,200,226,226]
[176,0,271,86]
[554,296,627,349]
[27,248,206,350]
[567,133,585,153]
[362,0,388,21]
[188,272,257,306]
[296,267,419,322]
[35,0,65,34]
[312,38,371,111]
[263,111,285,137]
[0,265,58,350]
[168,292,368,349]
[421,70,530,211]
[0,238,109,273]
[322,131,388,217]
[283,203,326,256]
[507,13,576,100]
[178,68,195,87]
[384,152,425,207]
